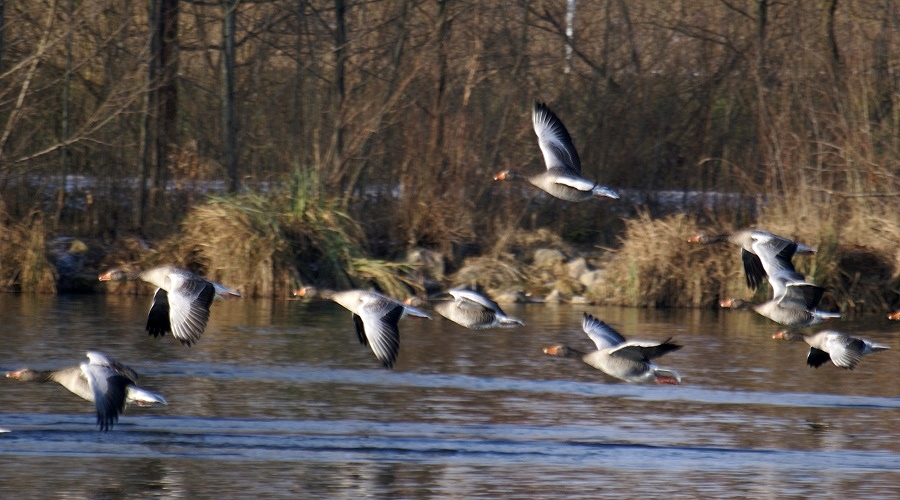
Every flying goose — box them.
[99,266,241,346]
[720,271,840,327]
[294,286,431,369]
[543,313,682,384]
[494,102,619,202]
[431,288,525,330]
[772,330,889,370]
[5,351,167,431]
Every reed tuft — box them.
[593,211,746,308]
[0,208,57,293]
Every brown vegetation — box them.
[0,204,57,293]
[0,2,898,309]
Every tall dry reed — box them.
[591,212,749,308]
[0,208,57,293]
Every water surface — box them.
[1,294,898,497]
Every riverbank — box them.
[4,193,899,315]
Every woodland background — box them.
[1,0,899,311]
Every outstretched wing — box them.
[581,313,627,351]
[533,102,582,175]
[775,279,826,311]
[449,289,502,313]
[81,358,129,432]
[356,299,403,369]
[164,278,216,346]
[609,338,682,362]
[751,232,802,279]
[822,334,864,370]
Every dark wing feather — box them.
[95,374,130,432]
[806,347,831,368]
[146,288,172,338]
[637,338,683,361]
[352,313,368,346]
[740,249,766,291]
[609,338,682,362]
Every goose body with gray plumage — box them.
[773,330,889,369]
[543,313,682,384]
[688,229,815,291]
[99,266,240,346]
[5,351,167,431]
[720,271,840,327]
[494,102,619,202]
[432,288,524,330]
[294,286,431,369]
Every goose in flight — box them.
[772,330,889,370]
[294,286,431,368]
[6,351,167,431]
[494,102,619,202]
[99,265,241,346]
[431,288,524,330]
[720,271,840,327]
[543,313,682,384]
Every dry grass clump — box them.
[154,194,299,298]
[347,258,421,299]
[595,197,900,312]
[140,192,424,299]
[593,211,748,308]
[0,208,57,293]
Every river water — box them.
[0,294,897,498]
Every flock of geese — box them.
[4,102,894,431]
[690,229,891,368]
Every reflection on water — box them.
[0,294,898,497]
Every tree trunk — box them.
[136,0,160,232]
[425,0,449,174]
[156,0,178,193]
[223,0,238,192]
[822,0,840,69]
[57,0,73,229]
[331,0,347,187]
